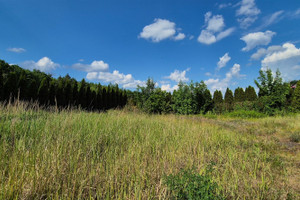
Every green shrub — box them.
[163,166,224,200]
[224,110,266,118]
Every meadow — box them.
[0,102,299,199]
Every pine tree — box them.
[4,72,18,101]
[213,90,223,104]
[245,86,257,101]
[203,89,213,113]
[38,77,50,105]
[213,90,223,114]
[78,79,87,108]
[72,81,78,106]
[49,79,56,105]
[292,81,300,111]
[224,88,234,111]
[0,68,3,100]
[234,87,245,102]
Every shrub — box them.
[225,110,266,118]
[163,166,224,200]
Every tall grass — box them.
[0,102,299,199]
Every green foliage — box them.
[172,82,197,115]
[255,69,290,114]
[144,89,172,114]
[225,88,234,111]
[213,90,223,114]
[0,59,127,110]
[291,81,300,111]
[245,86,257,101]
[234,87,245,102]
[224,110,267,118]
[164,166,224,200]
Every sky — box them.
[0,0,300,93]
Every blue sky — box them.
[1,0,300,92]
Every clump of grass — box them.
[290,132,300,143]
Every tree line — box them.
[128,70,300,115]
[0,60,127,110]
[1,58,299,115]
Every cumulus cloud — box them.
[217,53,231,69]
[260,43,300,80]
[236,0,261,29]
[165,68,190,82]
[20,57,59,72]
[198,12,235,45]
[241,30,276,51]
[251,45,283,60]
[72,60,109,72]
[173,33,186,41]
[7,47,26,53]
[139,18,185,42]
[161,84,179,93]
[86,70,145,89]
[205,63,245,92]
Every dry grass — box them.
[0,102,299,199]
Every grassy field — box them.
[0,102,299,199]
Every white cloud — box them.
[173,33,186,41]
[205,63,244,92]
[165,68,190,82]
[216,27,236,41]
[139,18,185,42]
[205,72,212,76]
[218,3,232,9]
[260,43,300,80]
[7,47,26,53]
[161,84,179,93]
[20,57,59,72]
[236,0,261,29]
[198,30,217,45]
[241,30,276,51]
[217,53,231,69]
[198,12,234,45]
[86,70,145,89]
[251,45,283,60]
[260,11,284,29]
[72,60,109,72]
[206,15,225,32]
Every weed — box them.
[163,166,224,200]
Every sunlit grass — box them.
[0,102,299,199]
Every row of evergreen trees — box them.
[128,69,299,115]
[0,60,127,110]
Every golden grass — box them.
[0,102,299,199]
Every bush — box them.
[163,166,224,200]
[225,110,266,118]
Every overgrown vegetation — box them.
[0,102,299,199]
